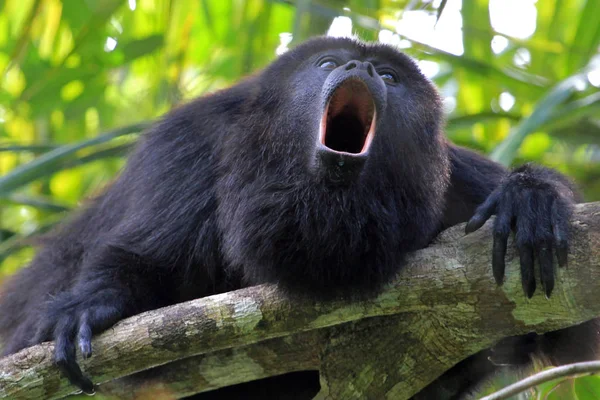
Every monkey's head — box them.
[218,37,450,297]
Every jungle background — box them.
[1,0,600,398]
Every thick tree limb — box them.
[1,202,600,400]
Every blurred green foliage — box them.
[1,1,600,397]
[2,0,599,275]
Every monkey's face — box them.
[312,57,387,182]
[219,38,450,295]
[258,37,446,186]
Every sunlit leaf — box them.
[435,0,448,25]
[2,0,42,74]
[491,71,589,166]
[573,375,600,400]
[447,112,521,130]
[0,194,71,213]
[535,377,574,400]
[566,0,600,74]
[0,144,57,153]
[0,122,148,194]
[544,92,600,132]
[118,35,164,64]
[0,216,62,263]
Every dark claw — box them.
[538,244,554,298]
[56,351,95,394]
[551,201,570,268]
[492,232,508,285]
[57,357,95,395]
[55,315,95,394]
[491,202,512,285]
[518,245,535,298]
[556,246,568,268]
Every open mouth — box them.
[319,79,376,155]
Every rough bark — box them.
[1,202,600,400]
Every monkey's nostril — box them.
[366,64,374,77]
[345,62,357,71]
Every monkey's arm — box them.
[38,113,223,394]
[34,243,172,394]
[441,145,507,229]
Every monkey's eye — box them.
[319,59,339,70]
[379,72,397,84]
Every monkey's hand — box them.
[33,282,128,394]
[464,164,576,298]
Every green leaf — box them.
[447,112,522,130]
[119,35,165,65]
[535,377,574,400]
[567,0,600,74]
[200,0,215,36]
[0,229,16,242]
[435,0,448,25]
[490,71,588,166]
[0,144,58,153]
[543,92,600,132]
[19,0,123,104]
[2,0,42,75]
[412,42,548,99]
[0,195,71,213]
[574,375,600,400]
[0,123,149,195]
[0,217,62,263]
[63,143,134,169]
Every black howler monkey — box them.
[0,36,597,399]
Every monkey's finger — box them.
[77,304,122,359]
[551,201,569,268]
[77,312,93,359]
[492,232,509,285]
[55,315,95,395]
[555,246,568,269]
[519,245,536,298]
[491,205,512,285]
[538,242,554,298]
[465,190,501,234]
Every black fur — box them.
[0,36,596,399]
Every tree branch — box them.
[1,202,600,400]
[480,361,600,400]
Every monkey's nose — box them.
[344,61,375,78]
